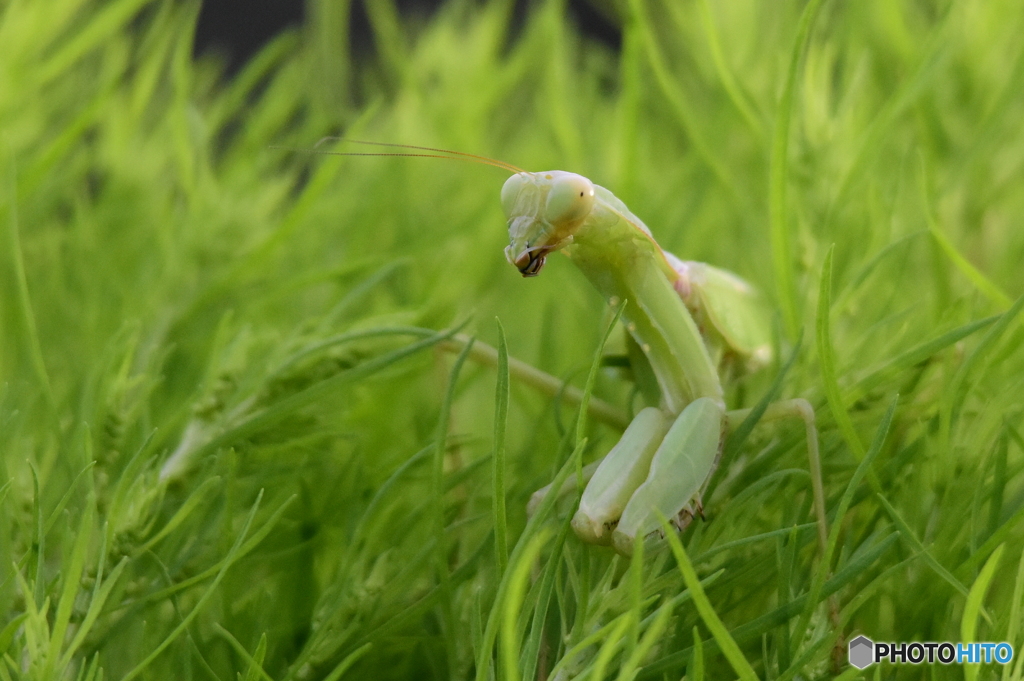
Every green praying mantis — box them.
[498,165,828,556]
[274,139,829,559]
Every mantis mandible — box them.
[310,140,828,557]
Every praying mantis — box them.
[280,139,829,558]
[498,166,829,556]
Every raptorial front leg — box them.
[525,408,668,528]
[611,397,726,555]
[570,407,669,545]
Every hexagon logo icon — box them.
[849,635,874,669]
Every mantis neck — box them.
[565,207,723,415]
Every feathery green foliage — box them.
[2,0,1024,678]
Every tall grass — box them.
[2,0,1024,678]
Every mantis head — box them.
[501,171,596,277]
[292,141,595,277]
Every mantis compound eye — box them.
[544,174,595,226]
[500,173,529,220]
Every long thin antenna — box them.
[281,148,520,173]
[314,137,525,174]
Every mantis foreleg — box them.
[611,397,725,554]
[461,331,828,557]
[571,407,669,544]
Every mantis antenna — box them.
[308,137,525,174]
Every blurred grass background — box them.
[2,0,1024,678]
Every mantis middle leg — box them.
[725,398,827,554]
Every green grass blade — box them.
[954,493,1024,577]
[697,523,816,564]
[661,514,759,681]
[133,495,296,607]
[478,306,621,681]
[962,544,1004,681]
[723,331,803,462]
[36,0,152,84]
[574,296,625,498]
[776,627,844,681]
[122,493,296,630]
[853,315,998,397]
[501,528,551,681]
[520,514,571,681]
[548,611,628,680]
[876,493,970,600]
[927,223,1012,308]
[831,231,926,313]
[948,292,1024,423]
[576,299,626,454]
[770,0,826,339]
[793,396,896,657]
[214,625,272,681]
[626,0,746,209]
[0,480,11,511]
[433,335,475,672]
[0,614,27,656]
[190,324,468,463]
[493,319,510,578]
[816,245,866,460]
[350,444,433,546]
[474,437,587,681]
[920,165,1012,308]
[616,600,673,681]
[829,5,956,213]
[638,531,899,678]
[988,432,1009,538]
[323,643,373,681]
[625,533,644,660]
[568,302,630,647]
[690,0,764,142]
[1002,547,1024,681]
[352,536,490,647]
[42,461,96,536]
[62,554,129,666]
[689,627,704,681]
[134,476,221,556]
[4,168,55,409]
[42,500,93,679]
[246,633,269,681]
[30,465,44,607]
[587,615,631,681]
[362,0,407,82]
[120,491,269,681]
